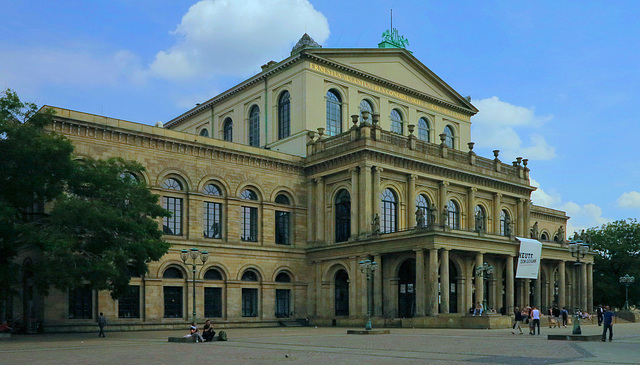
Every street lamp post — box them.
[359,258,378,331]
[619,274,635,310]
[475,262,494,313]
[181,248,209,324]
[568,240,588,335]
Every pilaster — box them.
[415,249,425,316]
[440,249,450,313]
[407,174,417,228]
[315,177,324,243]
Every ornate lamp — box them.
[181,247,209,323]
[359,259,378,330]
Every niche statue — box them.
[415,207,426,228]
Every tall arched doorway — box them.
[334,270,349,316]
[449,261,458,313]
[398,259,416,318]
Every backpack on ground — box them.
[217,331,227,341]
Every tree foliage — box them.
[587,219,640,308]
[0,89,170,303]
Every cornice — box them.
[51,117,305,175]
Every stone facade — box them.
[11,37,594,332]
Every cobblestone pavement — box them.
[1,323,639,364]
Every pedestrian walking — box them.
[511,307,524,334]
[601,306,616,342]
[561,307,569,328]
[97,312,107,338]
[596,305,604,326]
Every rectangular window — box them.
[204,202,222,238]
[242,288,258,317]
[163,286,183,318]
[118,285,140,318]
[204,287,223,318]
[275,289,290,318]
[275,211,290,245]
[162,197,182,235]
[241,206,258,242]
[69,287,92,319]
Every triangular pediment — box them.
[305,48,476,114]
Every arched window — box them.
[162,178,184,236]
[278,91,290,140]
[240,189,258,242]
[203,183,222,196]
[390,109,403,134]
[415,194,431,227]
[203,183,223,239]
[163,267,184,279]
[275,193,291,245]
[474,205,486,233]
[541,232,549,241]
[204,268,223,280]
[275,272,291,283]
[359,99,373,124]
[444,125,455,149]
[418,117,430,142]
[241,270,259,281]
[500,209,511,236]
[162,178,182,190]
[275,194,290,205]
[249,105,260,147]
[326,90,342,136]
[447,200,460,230]
[120,172,138,183]
[223,118,233,142]
[335,189,351,242]
[199,128,209,137]
[240,189,258,200]
[381,188,398,233]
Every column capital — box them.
[440,180,449,187]
[314,177,323,183]
[468,186,478,192]
[373,166,384,173]
[408,173,418,180]
[494,192,502,198]
[518,198,527,203]
[348,167,359,174]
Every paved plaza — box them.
[1,323,639,364]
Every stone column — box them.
[581,262,588,311]
[587,263,593,313]
[440,249,450,313]
[415,249,425,316]
[517,198,525,237]
[558,261,566,309]
[439,181,449,226]
[350,168,359,238]
[359,165,372,237]
[524,278,530,306]
[524,200,531,236]
[428,248,439,316]
[467,187,476,231]
[493,193,502,234]
[506,256,514,313]
[372,167,383,216]
[374,254,382,316]
[534,274,542,309]
[307,180,315,242]
[315,178,324,242]
[475,252,484,309]
[407,174,417,228]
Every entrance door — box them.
[334,270,349,316]
[275,289,290,318]
[204,287,222,318]
[398,259,416,318]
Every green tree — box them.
[587,219,640,308]
[0,89,170,310]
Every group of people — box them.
[186,320,216,342]
[511,306,543,335]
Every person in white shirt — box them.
[531,306,541,335]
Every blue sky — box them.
[2,0,639,233]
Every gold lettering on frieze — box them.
[309,63,470,121]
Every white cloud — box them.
[530,176,610,235]
[471,96,555,161]
[150,0,330,80]
[617,191,640,209]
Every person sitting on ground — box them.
[187,322,204,342]
[202,319,215,342]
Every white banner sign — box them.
[515,237,542,279]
